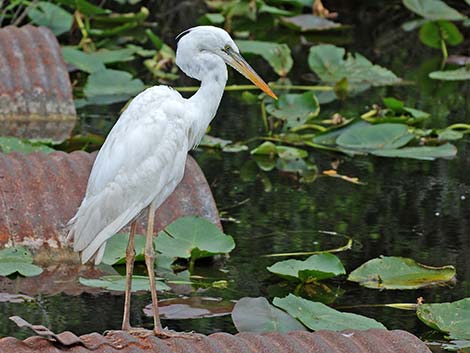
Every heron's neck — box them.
[187,62,227,148]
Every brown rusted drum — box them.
[0,151,221,261]
[0,25,76,140]
[0,329,432,353]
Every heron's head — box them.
[176,26,277,99]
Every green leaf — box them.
[0,247,43,277]
[276,146,308,160]
[79,275,170,292]
[371,143,457,160]
[102,233,146,265]
[337,123,414,150]
[417,298,470,339]
[419,21,463,49]
[250,142,308,160]
[232,297,307,333]
[236,40,293,76]
[28,2,73,36]
[348,256,456,289]
[266,92,320,128]
[155,216,235,261]
[90,48,138,63]
[383,97,405,112]
[429,67,470,80]
[198,13,225,25]
[403,0,466,21]
[0,137,55,154]
[267,253,346,283]
[308,45,400,94]
[273,294,386,330]
[83,69,145,105]
[62,47,105,73]
[280,14,342,31]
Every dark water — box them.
[1,0,469,341]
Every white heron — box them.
[68,26,276,336]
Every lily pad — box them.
[266,92,320,128]
[429,67,470,81]
[417,298,470,339]
[0,137,56,154]
[273,294,386,330]
[79,275,170,292]
[155,216,235,261]
[308,45,401,94]
[371,144,457,160]
[28,2,73,36]
[102,233,146,265]
[267,253,345,283]
[0,247,43,277]
[348,256,456,289]
[83,69,145,105]
[337,123,414,150]
[62,47,106,73]
[281,14,342,32]
[403,0,466,21]
[232,297,307,333]
[236,40,293,76]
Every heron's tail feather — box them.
[68,194,143,265]
[79,207,138,264]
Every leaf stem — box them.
[175,84,334,93]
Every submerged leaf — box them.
[274,294,386,330]
[232,297,307,333]
[417,298,470,340]
[79,275,170,292]
[155,216,235,260]
[237,40,293,76]
[149,297,234,320]
[308,45,400,94]
[348,256,456,289]
[267,253,345,283]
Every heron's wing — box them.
[68,86,189,264]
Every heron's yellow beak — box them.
[228,50,277,100]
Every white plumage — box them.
[68,86,188,264]
[67,26,276,334]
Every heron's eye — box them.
[223,44,231,53]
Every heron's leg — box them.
[122,219,137,331]
[144,203,163,334]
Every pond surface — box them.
[0,0,469,342]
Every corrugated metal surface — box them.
[0,151,221,261]
[0,25,76,140]
[0,329,432,353]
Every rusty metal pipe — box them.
[0,151,221,263]
[0,329,432,353]
[0,25,76,140]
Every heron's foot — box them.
[154,328,201,340]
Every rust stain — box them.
[0,151,221,261]
[0,25,76,140]
[0,329,432,353]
